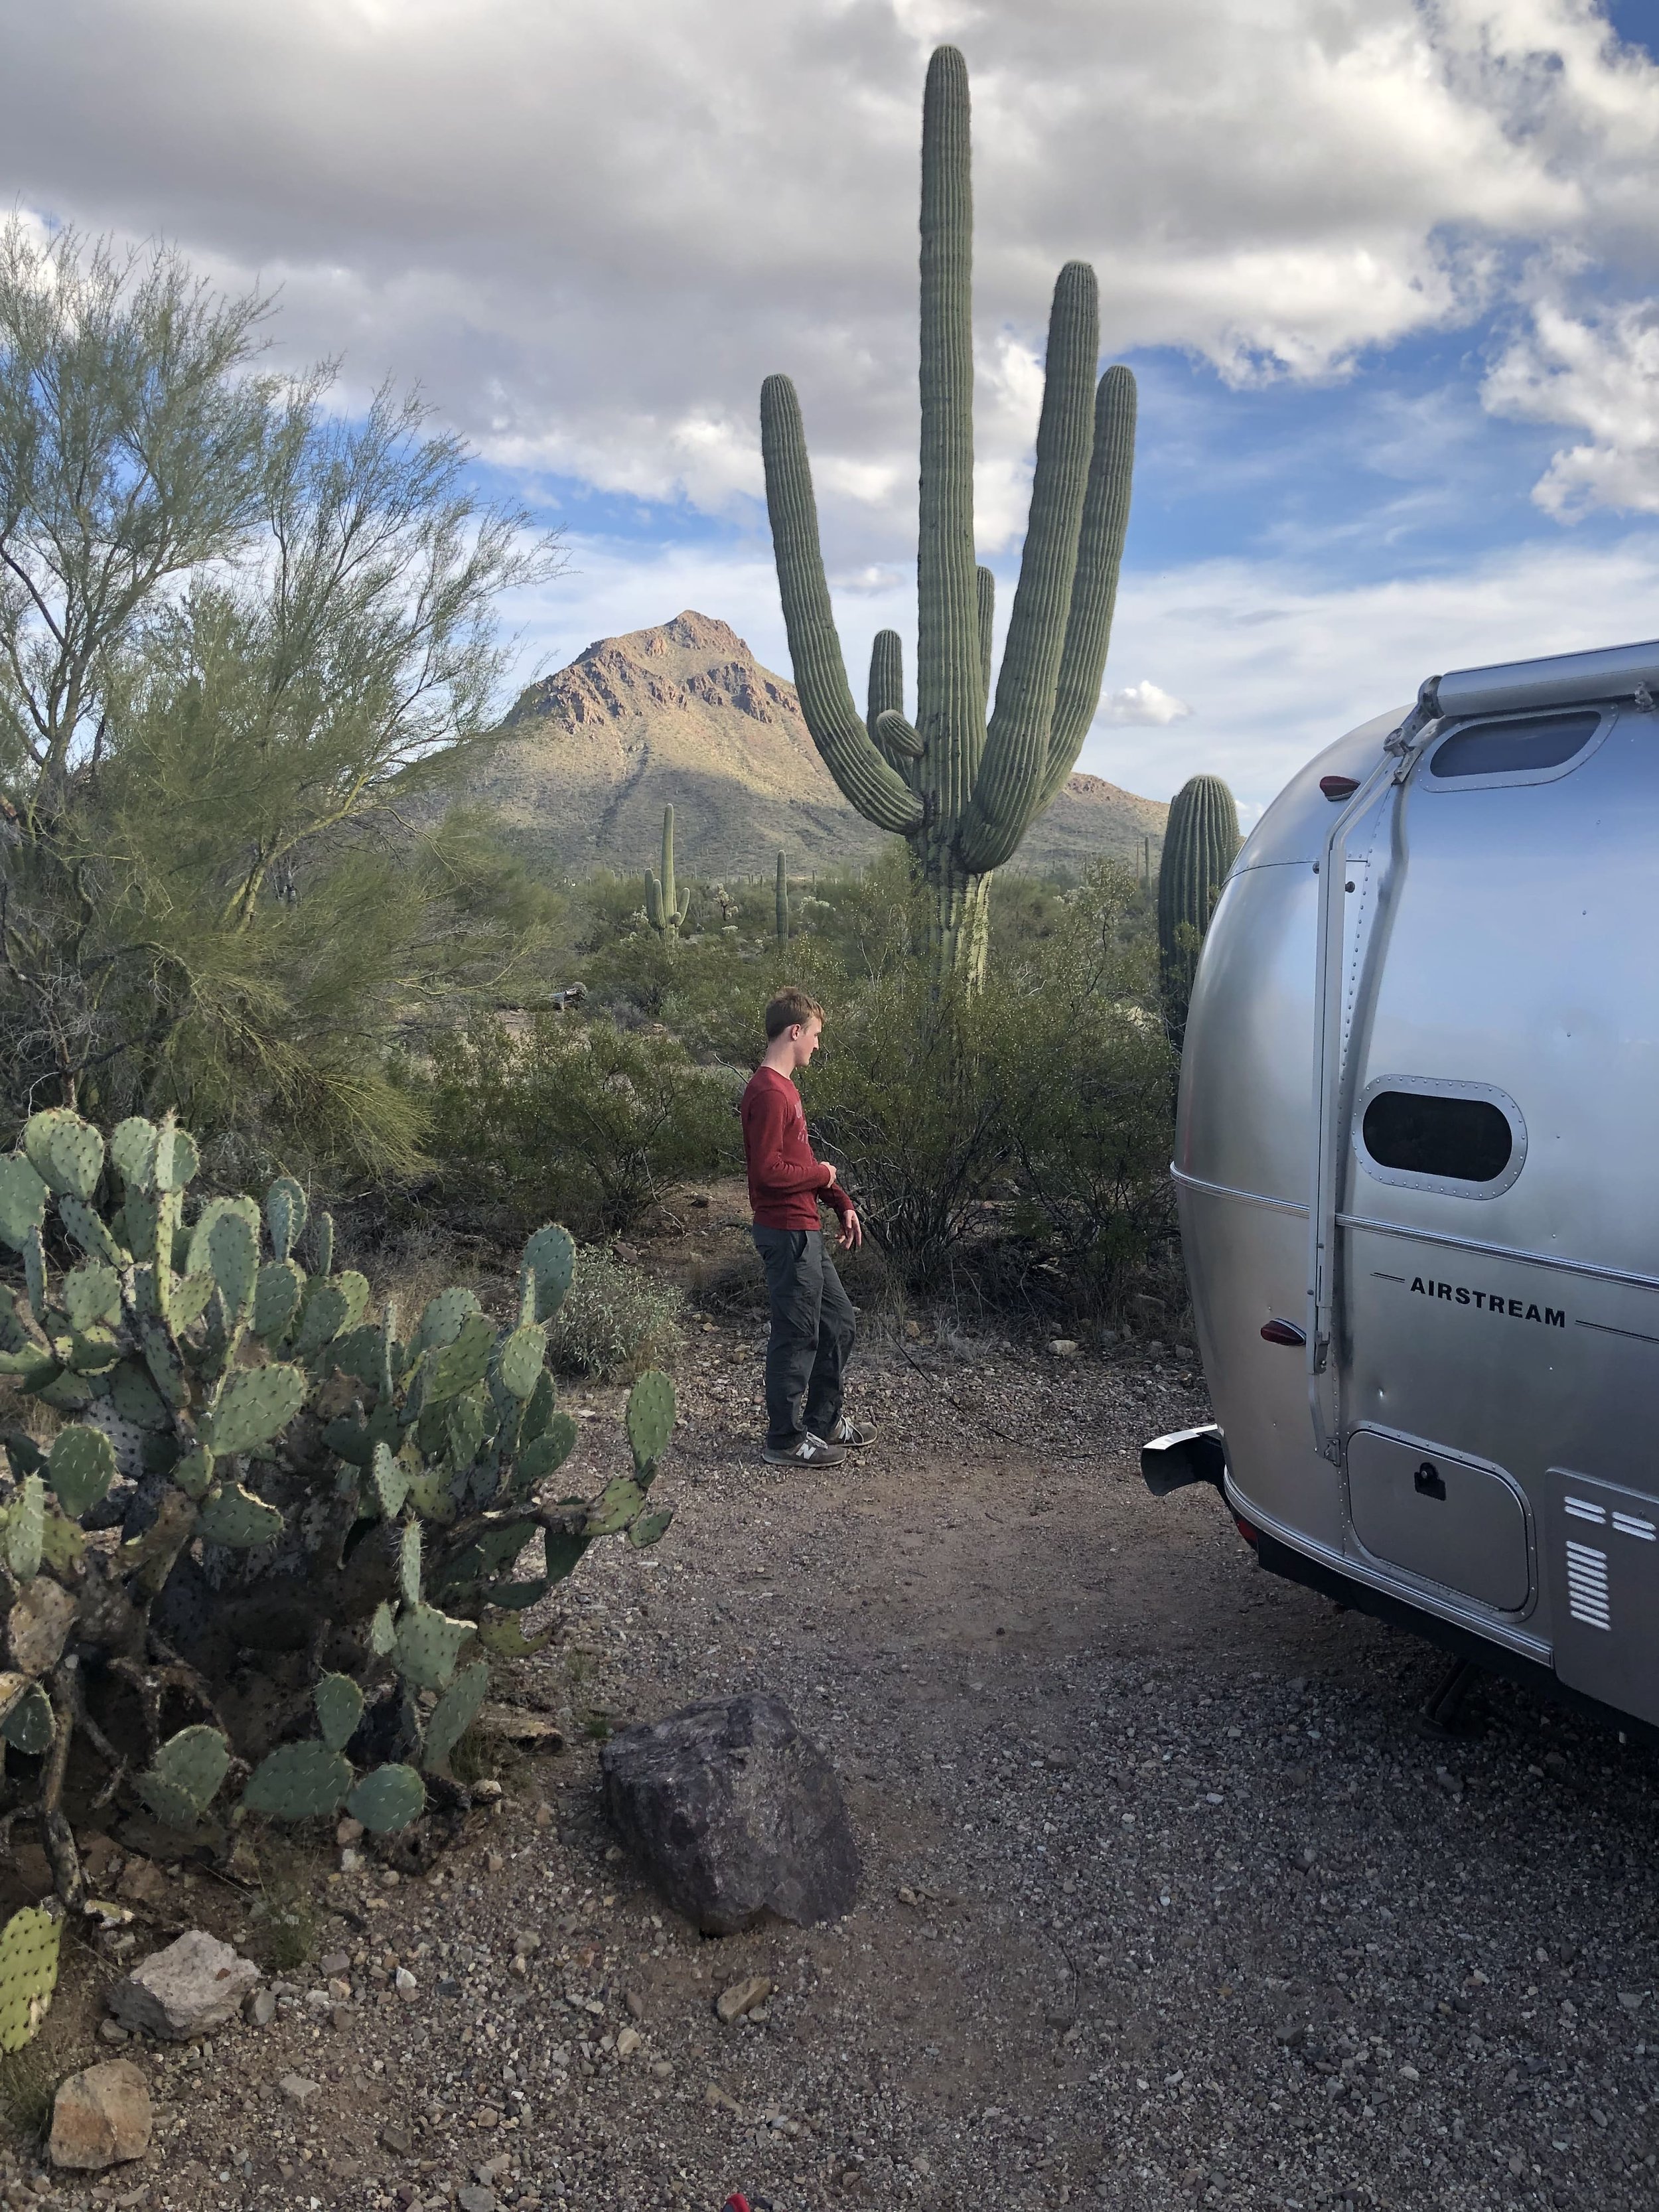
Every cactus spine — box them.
[644,804,690,944]
[775,851,790,943]
[760,46,1136,988]
[1157,774,1240,1044]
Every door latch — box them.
[1413,1460,1447,1501]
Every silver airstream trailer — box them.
[1144,636,1659,1733]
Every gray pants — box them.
[753,1226,856,1448]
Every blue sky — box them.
[5,0,1659,822]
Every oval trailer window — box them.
[1362,1090,1513,1185]
[1429,711,1599,780]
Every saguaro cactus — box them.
[760,46,1137,987]
[775,851,790,943]
[644,804,690,944]
[1157,774,1240,1043]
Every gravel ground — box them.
[21,1304,1659,2212]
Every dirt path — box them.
[19,1322,1659,2212]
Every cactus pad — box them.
[0,1684,52,1755]
[625,1370,675,1473]
[152,1118,198,1193]
[47,1425,115,1517]
[56,1195,123,1264]
[413,1286,480,1355]
[242,1739,352,1820]
[346,1762,426,1833]
[422,1660,488,1773]
[425,1313,494,1403]
[445,1387,490,1471]
[186,1193,257,1278]
[5,1477,43,1582]
[516,1414,577,1491]
[171,1445,215,1501]
[628,1506,674,1548]
[477,1613,553,1657]
[139,1725,230,1828]
[0,1905,62,2053]
[41,1117,104,1203]
[292,1281,352,1363]
[109,1357,169,1430]
[21,1110,77,1183]
[205,1207,259,1323]
[398,1521,422,1611]
[522,1224,575,1321]
[265,1175,307,1264]
[368,1441,410,1518]
[498,1325,547,1401]
[584,1476,646,1537]
[0,1158,48,1254]
[62,1262,121,1331]
[393,1603,473,1690]
[519,1368,555,1445]
[110,1116,159,1191]
[197,1481,284,1549]
[369,1601,397,1657]
[38,1508,86,1576]
[200,1363,305,1454]
[314,1672,365,1753]
[252,1259,304,1344]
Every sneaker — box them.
[762,1432,845,1467]
[824,1414,875,1449]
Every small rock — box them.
[395,1968,419,2001]
[616,2027,642,2059]
[244,1988,277,2028]
[1046,1339,1080,1357]
[318,1951,350,1976]
[335,1818,365,1848]
[381,2125,414,2156]
[457,2188,496,2212]
[113,1859,168,1909]
[624,1988,645,2022]
[476,2155,511,2183]
[704,2083,740,2113]
[97,2018,129,2045]
[48,2061,151,2170]
[279,2075,320,2106]
[1618,1991,1646,2012]
[486,1853,505,1875]
[474,1781,503,1803]
[601,1692,860,1935]
[108,1931,261,2041]
[650,2059,674,2079]
[716,1975,773,2024]
[534,1804,555,1830]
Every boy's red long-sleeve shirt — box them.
[741,1065,852,1231]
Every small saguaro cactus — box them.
[1157,774,1240,1044]
[760,46,1137,988]
[775,851,790,943]
[644,804,691,944]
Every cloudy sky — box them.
[5,0,1659,817]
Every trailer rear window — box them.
[1361,1090,1513,1185]
[1428,711,1600,780]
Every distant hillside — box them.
[453,610,1166,880]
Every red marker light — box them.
[1320,774,1360,800]
[1260,1318,1307,1347]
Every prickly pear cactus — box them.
[0,1105,680,1891]
[0,1905,61,2053]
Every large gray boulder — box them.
[601,1692,859,1935]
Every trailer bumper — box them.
[1141,1424,1228,1498]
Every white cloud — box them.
[1099,680,1192,726]
[1485,295,1659,516]
[1,0,1654,557]
[1081,533,1659,806]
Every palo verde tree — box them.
[761,46,1136,988]
[0,222,559,1171]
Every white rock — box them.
[108,1931,261,2041]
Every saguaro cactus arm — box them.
[867,631,924,762]
[1038,363,1137,814]
[977,565,995,699]
[956,261,1101,875]
[760,377,924,836]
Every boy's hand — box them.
[822,1163,837,1187]
[837,1207,863,1251]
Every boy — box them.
[741,988,874,1467]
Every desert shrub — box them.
[548,1246,685,1379]
[0,1104,678,1930]
[989,861,1175,1313]
[421,1015,741,1236]
[806,966,1008,1292]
